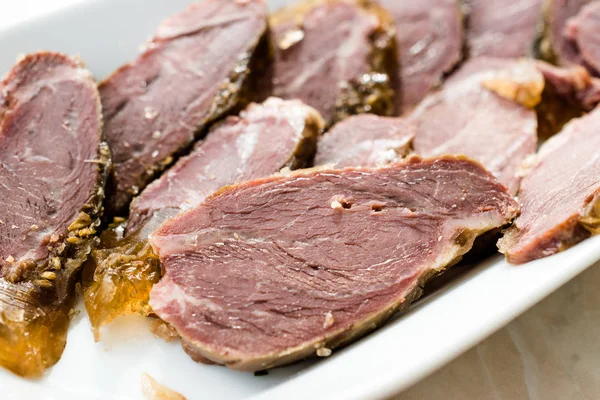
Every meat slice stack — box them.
[314,114,414,168]
[270,0,396,126]
[499,106,600,264]
[100,0,269,214]
[84,98,323,338]
[378,0,463,113]
[149,156,518,371]
[0,52,108,376]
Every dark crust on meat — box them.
[333,0,397,124]
[535,0,558,62]
[0,52,109,377]
[271,0,397,127]
[160,155,518,371]
[102,17,270,216]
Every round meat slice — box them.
[0,52,107,376]
[0,52,107,292]
[313,114,414,168]
[149,156,518,371]
[499,107,600,264]
[270,0,396,126]
[379,0,463,112]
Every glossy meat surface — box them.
[314,114,414,167]
[100,0,268,213]
[150,156,518,371]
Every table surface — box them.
[3,2,599,400]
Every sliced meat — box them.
[379,0,463,113]
[465,0,543,58]
[410,58,541,194]
[499,107,600,264]
[100,0,268,214]
[450,57,600,133]
[540,0,591,65]
[270,0,396,126]
[128,98,323,232]
[149,156,518,371]
[536,61,600,110]
[0,52,108,376]
[313,114,414,167]
[84,98,323,338]
[563,1,600,76]
[535,60,600,136]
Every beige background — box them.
[394,262,600,400]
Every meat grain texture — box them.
[149,156,518,371]
[270,0,396,126]
[0,52,108,376]
[313,114,414,167]
[499,107,600,264]
[379,0,463,112]
[100,0,269,214]
[84,98,323,338]
[410,58,542,194]
[465,0,543,58]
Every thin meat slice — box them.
[84,98,323,338]
[499,107,600,264]
[563,1,600,76]
[539,0,591,66]
[149,156,518,371]
[450,56,600,131]
[0,52,108,376]
[100,0,268,214]
[465,0,543,58]
[128,98,323,232]
[270,0,396,126]
[313,114,414,167]
[379,0,463,113]
[410,59,542,194]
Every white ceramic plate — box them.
[2,1,600,399]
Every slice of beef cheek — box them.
[379,0,463,113]
[410,59,541,195]
[100,0,269,215]
[313,114,415,168]
[148,156,518,371]
[270,0,396,127]
[562,2,600,76]
[465,0,544,59]
[499,107,600,264]
[0,52,108,377]
[84,98,324,339]
[538,0,591,65]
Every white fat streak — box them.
[236,124,260,165]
